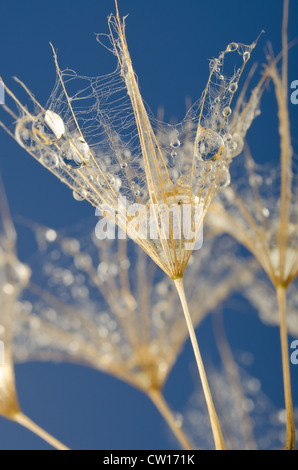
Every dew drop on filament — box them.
[170,139,181,149]
[262,207,270,218]
[219,169,231,189]
[222,106,232,117]
[227,42,238,52]
[243,51,251,62]
[32,110,65,145]
[229,82,238,93]
[73,189,87,201]
[59,138,90,169]
[41,151,59,169]
[15,116,37,150]
[196,128,225,162]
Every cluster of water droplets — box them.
[8,33,262,278]
[151,39,260,214]
[157,123,233,210]
[12,224,182,388]
[11,31,260,225]
[13,218,255,393]
[15,109,99,197]
[15,104,155,210]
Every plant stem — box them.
[13,411,70,450]
[213,313,256,450]
[174,277,226,450]
[276,285,296,450]
[148,388,192,450]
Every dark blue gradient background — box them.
[0,0,297,450]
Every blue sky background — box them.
[0,0,297,450]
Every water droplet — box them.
[120,259,130,269]
[68,341,79,353]
[243,51,251,62]
[61,238,80,255]
[45,308,57,321]
[230,134,243,156]
[97,262,109,281]
[85,173,94,183]
[3,283,15,295]
[245,398,254,412]
[196,128,225,162]
[174,413,183,428]
[249,174,263,186]
[170,139,181,148]
[262,207,270,218]
[123,149,131,159]
[222,106,232,117]
[132,177,140,186]
[278,409,287,424]
[224,133,232,142]
[45,229,57,242]
[73,189,87,201]
[223,187,235,202]
[74,253,92,270]
[62,271,74,286]
[227,42,238,52]
[246,378,261,394]
[97,176,108,189]
[59,138,90,169]
[32,110,65,145]
[158,360,168,374]
[219,169,231,188]
[29,317,41,330]
[114,177,122,192]
[16,263,31,285]
[41,151,59,169]
[15,116,37,150]
[4,261,31,290]
[229,82,238,93]
[108,174,115,185]
[120,162,128,169]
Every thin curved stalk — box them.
[13,411,70,450]
[276,285,296,450]
[213,313,256,450]
[148,389,192,450]
[174,278,226,450]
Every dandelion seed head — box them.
[209,154,298,286]
[243,272,298,337]
[184,362,297,450]
[0,189,31,418]
[14,220,255,393]
[0,7,260,279]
